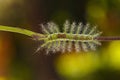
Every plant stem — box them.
[0,25,45,38]
[95,36,120,41]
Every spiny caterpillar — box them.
[0,20,119,54]
[36,21,102,54]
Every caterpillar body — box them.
[35,21,102,53]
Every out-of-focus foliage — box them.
[106,41,120,69]
[55,52,100,79]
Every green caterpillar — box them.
[37,21,102,54]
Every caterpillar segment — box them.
[38,21,102,53]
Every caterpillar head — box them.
[35,20,102,54]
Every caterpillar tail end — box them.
[31,33,47,41]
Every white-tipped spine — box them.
[62,41,66,53]
[76,22,83,34]
[93,32,102,37]
[51,42,56,53]
[35,46,41,53]
[88,42,96,51]
[68,41,72,52]
[75,41,81,52]
[41,24,50,34]
[83,23,90,34]
[54,41,59,51]
[89,26,97,35]
[50,22,60,33]
[54,24,60,33]
[47,22,55,33]
[64,20,70,33]
[81,42,88,52]
[70,22,76,34]
[45,42,52,54]
[93,41,101,46]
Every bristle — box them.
[76,22,82,34]
[70,22,76,34]
[53,24,60,33]
[57,41,63,53]
[75,41,81,52]
[62,41,66,53]
[51,42,56,53]
[89,26,97,35]
[47,22,55,33]
[93,32,102,37]
[64,20,70,33]
[41,41,49,48]
[48,22,59,33]
[81,42,88,52]
[78,22,83,34]
[83,23,90,34]
[41,24,50,34]
[35,46,41,53]
[68,41,72,52]
[55,41,59,52]
[93,41,101,46]
[57,41,61,51]
[88,42,96,51]
[47,41,52,51]
[53,41,57,49]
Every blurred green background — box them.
[0,0,120,80]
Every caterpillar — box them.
[0,20,119,54]
[34,21,102,54]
